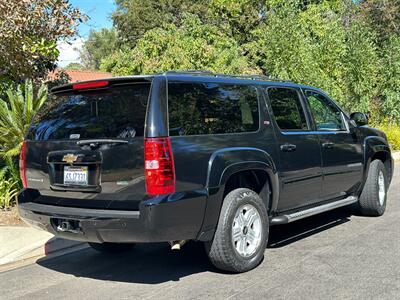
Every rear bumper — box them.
[18,189,208,243]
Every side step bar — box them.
[270,196,358,225]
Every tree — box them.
[80,28,118,70]
[64,62,85,70]
[209,0,266,44]
[101,14,257,76]
[359,0,400,45]
[379,35,400,123]
[81,0,399,124]
[112,0,209,46]
[0,0,84,81]
[246,2,349,103]
[343,17,381,113]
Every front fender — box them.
[197,147,278,241]
[361,136,393,189]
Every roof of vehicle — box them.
[50,70,317,93]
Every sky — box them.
[57,0,116,67]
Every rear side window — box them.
[29,83,150,140]
[267,87,308,131]
[168,82,259,136]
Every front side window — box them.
[267,87,308,131]
[168,82,259,136]
[305,90,346,131]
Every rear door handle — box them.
[280,143,297,152]
[322,142,334,149]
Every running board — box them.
[270,196,358,225]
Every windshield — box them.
[28,83,151,141]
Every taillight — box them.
[144,137,175,196]
[19,140,27,188]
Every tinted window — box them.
[168,82,259,136]
[29,83,150,140]
[305,91,346,131]
[267,87,308,130]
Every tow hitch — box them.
[52,219,82,234]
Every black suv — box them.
[18,71,393,272]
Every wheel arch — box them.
[362,136,393,190]
[197,147,279,241]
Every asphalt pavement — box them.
[1,165,399,300]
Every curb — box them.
[0,239,88,273]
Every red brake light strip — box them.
[72,81,109,90]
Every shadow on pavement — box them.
[37,207,353,284]
[268,206,352,248]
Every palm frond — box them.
[0,80,48,159]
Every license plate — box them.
[64,166,88,186]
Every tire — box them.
[88,242,135,253]
[359,159,388,216]
[205,188,269,273]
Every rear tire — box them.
[88,242,135,253]
[205,188,269,273]
[359,159,388,216]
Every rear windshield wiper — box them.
[77,139,129,147]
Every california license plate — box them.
[63,166,88,186]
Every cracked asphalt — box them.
[1,164,399,299]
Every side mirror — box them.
[350,112,368,126]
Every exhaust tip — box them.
[169,240,186,250]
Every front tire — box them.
[205,188,269,273]
[88,242,135,253]
[359,159,388,216]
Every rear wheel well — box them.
[223,170,272,213]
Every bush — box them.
[0,79,47,208]
[0,158,21,209]
[0,178,20,209]
[376,123,400,150]
[0,79,47,157]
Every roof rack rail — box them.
[213,73,292,83]
[163,70,214,75]
[163,70,292,83]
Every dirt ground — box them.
[0,206,25,226]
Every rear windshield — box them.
[28,83,150,140]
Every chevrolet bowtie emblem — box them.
[62,154,78,164]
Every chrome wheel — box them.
[232,204,262,258]
[378,171,385,206]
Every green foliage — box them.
[80,0,399,124]
[64,63,85,70]
[376,123,400,150]
[379,35,400,123]
[209,0,265,44]
[80,29,118,70]
[101,14,257,75]
[0,157,20,209]
[112,0,209,46]
[359,0,400,45]
[0,0,84,81]
[0,80,48,158]
[0,177,20,209]
[342,17,381,113]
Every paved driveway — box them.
[1,164,399,299]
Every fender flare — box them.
[197,147,279,241]
[361,136,393,191]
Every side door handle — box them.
[322,142,334,149]
[280,143,297,152]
